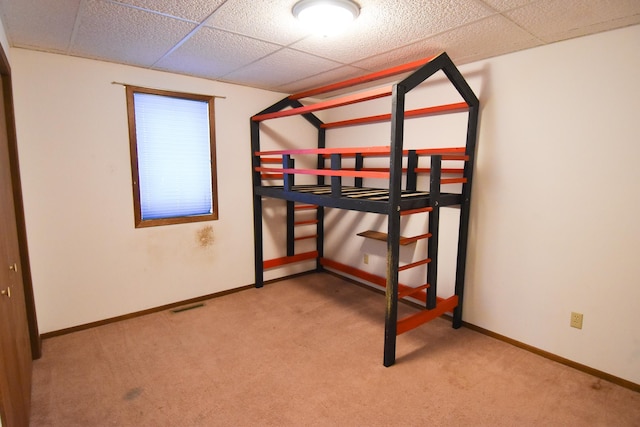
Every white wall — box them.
[321,24,640,385]
[10,49,286,333]
[463,25,640,385]
[10,23,640,385]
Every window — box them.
[126,86,218,227]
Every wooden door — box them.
[0,62,32,426]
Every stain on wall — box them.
[197,226,214,248]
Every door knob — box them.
[0,287,10,298]
[9,263,18,273]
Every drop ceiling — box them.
[0,0,638,94]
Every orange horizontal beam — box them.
[263,251,318,269]
[329,148,466,159]
[261,174,283,180]
[321,258,385,287]
[321,102,469,129]
[397,283,430,300]
[414,147,466,155]
[294,235,317,241]
[398,258,431,272]
[255,166,389,179]
[257,146,466,158]
[399,233,431,245]
[414,168,464,174]
[441,178,468,185]
[340,167,396,172]
[396,295,458,335]
[294,204,318,210]
[294,219,319,226]
[256,145,390,157]
[289,55,438,100]
[252,86,392,122]
[260,157,282,164]
[400,207,433,216]
[320,258,418,293]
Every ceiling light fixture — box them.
[293,0,360,36]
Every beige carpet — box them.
[30,272,640,426]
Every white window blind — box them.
[133,92,213,220]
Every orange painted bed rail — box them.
[320,258,425,297]
[294,204,318,210]
[289,55,438,100]
[396,295,458,335]
[321,258,385,288]
[255,166,390,179]
[398,258,431,272]
[397,283,430,299]
[252,86,392,122]
[260,173,284,180]
[399,232,432,245]
[294,219,319,226]
[320,258,458,334]
[400,207,433,216]
[414,168,464,174]
[256,145,391,156]
[294,234,317,241]
[321,102,469,129]
[256,146,466,157]
[263,251,318,269]
[441,178,468,185]
[260,157,282,164]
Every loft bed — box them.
[250,52,479,367]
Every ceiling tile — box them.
[290,0,495,63]
[154,27,282,79]
[114,0,227,22]
[275,65,369,95]
[205,0,309,45]
[69,0,197,67]
[0,0,81,52]
[221,48,342,91]
[1,0,638,93]
[420,15,543,64]
[506,0,640,43]
[477,0,538,12]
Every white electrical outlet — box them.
[570,312,583,329]
[363,254,369,264]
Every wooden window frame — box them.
[126,85,218,228]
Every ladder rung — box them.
[294,219,319,226]
[260,157,282,164]
[295,204,317,210]
[399,233,431,245]
[441,177,467,184]
[398,283,430,299]
[400,207,433,216]
[398,258,431,272]
[294,234,317,241]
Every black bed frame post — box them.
[316,128,325,270]
[452,103,479,328]
[426,155,442,310]
[384,84,406,367]
[330,154,342,197]
[406,149,418,192]
[284,155,295,257]
[250,119,264,288]
[355,153,364,188]
[432,53,479,330]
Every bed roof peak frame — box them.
[250,52,480,367]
